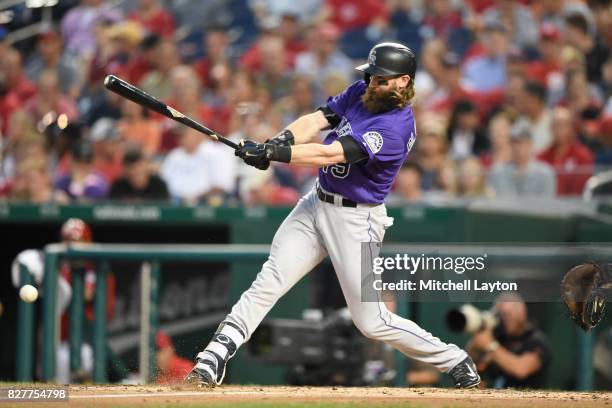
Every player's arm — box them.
[237,106,368,168]
[268,107,341,146]
[289,137,367,166]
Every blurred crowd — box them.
[0,0,611,207]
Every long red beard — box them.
[361,86,402,113]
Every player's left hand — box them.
[235,140,271,170]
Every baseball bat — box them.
[103,75,239,150]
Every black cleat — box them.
[448,356,481,388]
[183,351,221,388]
[184,321,243,387]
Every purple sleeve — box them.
[352,116,416,164]
[352,128,407,163]
[326,80,366,117]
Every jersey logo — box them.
[363,131,383,154]
[336,117,352,138]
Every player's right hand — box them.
[235,139,271,170]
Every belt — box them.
[316,185,357,208]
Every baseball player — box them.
[185,42,481,388]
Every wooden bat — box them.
[103,75,239,150]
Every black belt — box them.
[316,186,357,208]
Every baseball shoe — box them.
[184,350,222,388]
[184,324,242,387]
[448,356,481,388]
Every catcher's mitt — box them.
[561,262,607,331]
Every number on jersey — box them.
[322,163,351,179]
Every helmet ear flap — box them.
[364,73,371,86]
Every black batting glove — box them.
[235,139,292,170]
[235,140,270,170]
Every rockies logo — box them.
[364,131,383,154]
[369,50,377,66]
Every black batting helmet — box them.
[355,42,417,78]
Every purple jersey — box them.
[319,80,417,203]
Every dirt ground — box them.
[8,385,609,408]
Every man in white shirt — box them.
[160,127,236,205]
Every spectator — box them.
[87,20,144,83]
[122,33,160,85]
[481,112,512,167]
[271,75,316,128]
[436,159,458,197]
[276,12,308,65]
[138,39,180,101]
[498,72,527,121]
[194,26,234,90]
[447,99,489,161]
[117,99,162,158]
[488,120,556,197]
[158,65,215,152]
[517,81,553,154]
[25,30,81,99]
[537,0,566,28]
[239,165,299,206]
[414,38,447,107]
[427,51,503,117]
[482,0,539,51]
[561,68,603,119]
[0,49,37,135]
[89,118,124,183]
[156,331,194,385]
[463,20,509,92]
[421,0,464,46]
[295,22,353,103]
[527,24,563,96]
[24,70,79,125]
[415,119,448,191]
[564,12,610,84]
[128,0,175,38]
[168,0,233,36]
[253,35,293,101]
[457,156,491,198]
[10,157,68,204]
[322,0,389,33]
[55,141,109,202]
[2,48,37,103]
[109,148,168,202]
[1,110,43,188]
[60,0,123,61]
[468,293,551,388]
[160,127,236,205]
[386,161,423,204]
[538,107,594,196]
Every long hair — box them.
[397,79,416,108]
[362,78,416,113]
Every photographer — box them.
[467,294,551,388]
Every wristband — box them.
[265,144,292,163]
[267,129,295,146]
